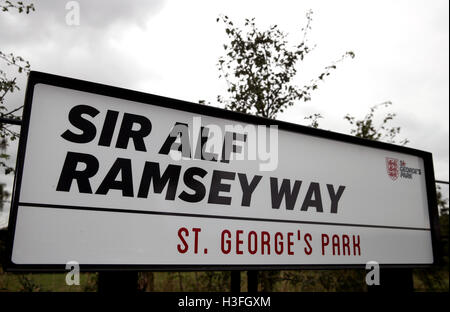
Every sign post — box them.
[5,72,440,290]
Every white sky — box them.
[0,0,448,223]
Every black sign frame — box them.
[5,71,441,272]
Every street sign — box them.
[6,71,440,271]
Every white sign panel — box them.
[7,72,438,270]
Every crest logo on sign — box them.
[386,157,399,181]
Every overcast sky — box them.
[0,0,448,224]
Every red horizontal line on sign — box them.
[18,202,431,232]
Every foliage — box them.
[138,272,155,291]
[215,12,354,119]
[0,183,10,212]
[0,52,30,175]
[0,1,33,175]
[138,271,230,292]
[0,0,34,14]
[198,271,230,291]
[344,101,409,145]
[82,273,98,292]
[437,185,449,215]
[17,274,41,292]
[304,113,323,128]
